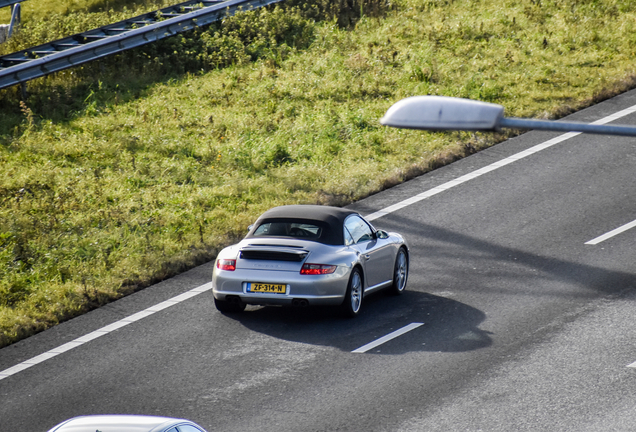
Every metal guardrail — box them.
[0,0,284,90]
[0,0,23,40]
[0,0,24,8]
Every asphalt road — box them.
[2,89,636,432]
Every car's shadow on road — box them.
[222,289,492,354]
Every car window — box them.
[344,226,355,246]
[344,215,373,245]
[253,221,323,239]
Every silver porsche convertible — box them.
[212,205,409,317]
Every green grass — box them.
[1,0,636,347]
[0,0,173,21]
[0,1,186,51]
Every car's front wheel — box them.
[390,248,408,295]
[341,268,363,317]
[214,297,246,313]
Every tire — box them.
[214,297,246,313]
[341,267,363,318]
[390,248,408,295]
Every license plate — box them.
[247,283,287,294]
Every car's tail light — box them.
[217,259,236,271]
[300,263,337,275]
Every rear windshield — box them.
[250,219,328,241]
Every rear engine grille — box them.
[240,250,307,262]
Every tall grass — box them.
[0,0,173,21]
[1,0,636,347]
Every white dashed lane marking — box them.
[585,219,636,245]
[352,323,424,353]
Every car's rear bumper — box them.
[212,267,350,306]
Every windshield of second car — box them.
[253,221,323,240]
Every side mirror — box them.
[247,224,254,232]
[376,230,389,239]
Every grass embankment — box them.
[1,0,636,347]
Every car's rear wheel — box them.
[341,268,363,317]
[214,297,246,313]
[390,248,408,295]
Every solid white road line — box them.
[365,101,636,222]
[0,283,214,381]
[3,102,636,380]
[352,323,424,353]
[585,219,636,245]
[363,132,581,221]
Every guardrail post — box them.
[8,3,20,37]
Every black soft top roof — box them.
[246,205,360,245]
